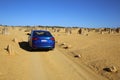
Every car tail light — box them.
[32,37,38,40]
[50,37,55,41]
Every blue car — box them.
[28,30,55,50]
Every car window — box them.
[33,31,52,37]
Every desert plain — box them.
[0,26,120,80]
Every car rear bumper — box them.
[31,45,55,49]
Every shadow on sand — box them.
[19,41,49,52]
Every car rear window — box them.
[33,31,52,37]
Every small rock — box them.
[55,41,58,43]
[74,54,81,58]
[60,43,66,46]
[12,38,18,43]
[7,44,14,55]
[103,66,118,72]
[63,45,72,49]
[63,46,69,49]
[110,66,118,72]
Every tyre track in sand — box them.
[0,47,108,80]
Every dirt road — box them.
[0,47,108,80]
[0,28,109,80]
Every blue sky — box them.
[0,0,120,28]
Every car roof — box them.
[32,30,49,32]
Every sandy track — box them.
[0,27,109,80]
[0,48,108,80]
